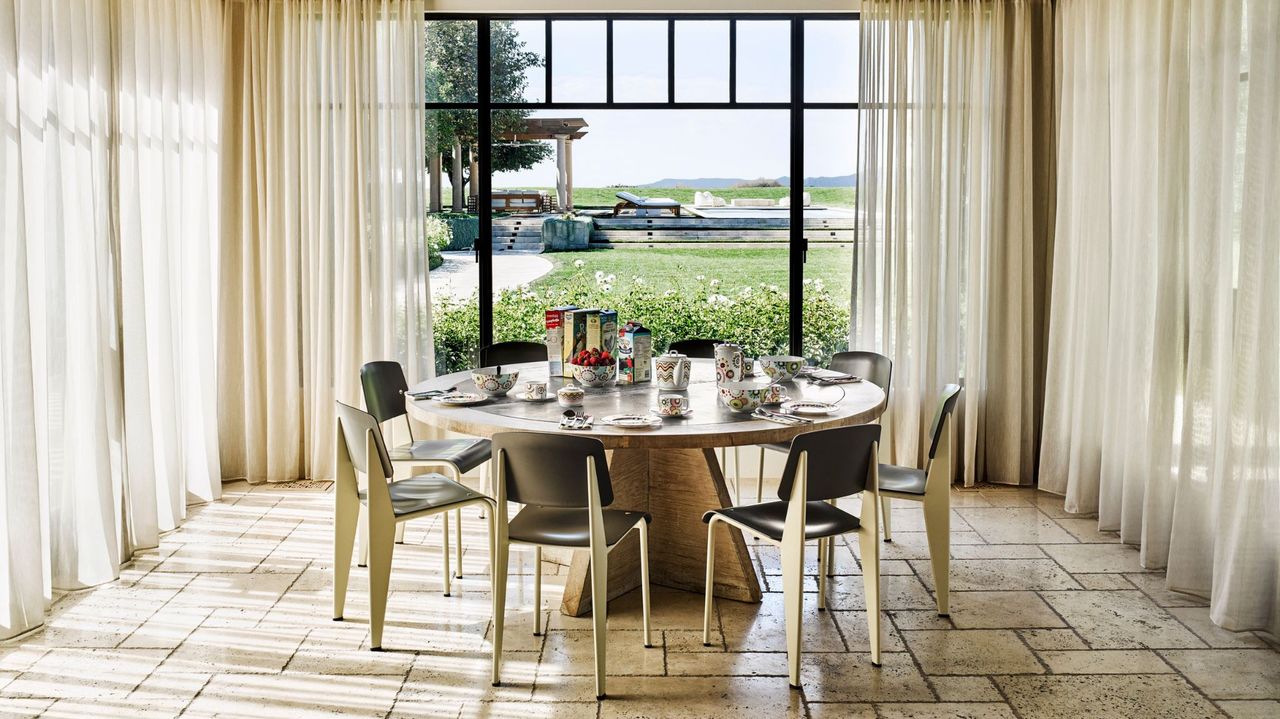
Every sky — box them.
[485,19,861,188]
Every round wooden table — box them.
[408,359,885,615]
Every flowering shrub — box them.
[433,264,850,374]
[425,215,452,270]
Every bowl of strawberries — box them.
[568,348,617,387]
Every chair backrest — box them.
[927,384,962,460]
[668,338,723,359]
[478,341,547,367]
[335,401,394,479]
[360,361,410,424]
[616,191,643,204]
[491,432,612,508]
[831,351,893,394]
[777,424,881,503]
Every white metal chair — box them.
[489,432,653,699]
[703,424,883,688]
[878,384,961,615]
[332,401,496,650]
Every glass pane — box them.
[675,21,729,102]
[804,20,859,103]
[491,20,545,103]
[552,20,607,103]
[613,21,668,103]
[802,110,859,364]
[425,20,477,103]
[736,21,790,103]
[491,109,791,363]
[426,109,481,374]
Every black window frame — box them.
[426,12,860,353]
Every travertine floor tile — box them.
[927,675,1003,702]
[901,629,1044,675]
[913,559,1080,592]
[664,650,787,677]
[595,676,805,718]
[1042,543,1145,574]
[1167,607,1270,649]
[1039,591,1205,649]
[540,630,665,676]
[947,591,1064,629]
[1019,628,1089,651]
[996,674,1226,719]
[874,703,1017,719]
[1037,649,1172,674]
[2,648,167,700]
[1217,700,1280,718]
[1123,572,1209,608]
[807,703,877,719]
[797,651,934,703]
[955,508,1077,545]
[183,672,402,718]
[1160,649,1280,699]
[1053,517,1121,543]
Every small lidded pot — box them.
[557,384,585,407]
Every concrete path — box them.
[430,250,554,302]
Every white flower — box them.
[710,279,721,287]
[813,279,825,291]
[602,284,612,292]
[769,284,779,292]
[664,289,676,297]
[695,274,705,281]
[574,259,585,268]
[634,277,646,286]
[803,278,813,285]
[606,274,616,283]
[595,270,604,280]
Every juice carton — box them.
[545,306,577,376]
[617,321,652,384]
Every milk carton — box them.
[587,309,618,358]
[617,321,652,384]
[545,306,577,376]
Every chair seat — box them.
[508,506,651,548]
[359,474,485,517]
[703,501,861,542]
[878,464,927,495]
[389,438,492,474]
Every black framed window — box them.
[425,13,859,366]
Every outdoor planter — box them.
[542,216,593,251]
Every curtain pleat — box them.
[0,0,223,640]
[219,0,431,483]
[856,0,1052,487]
[1042,0,1279,634]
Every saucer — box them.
[651,407,694,418]
[517,393,552,402]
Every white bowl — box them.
[471,367,519,397]
[719,380,772,413]
[758,355,806,382]
[569,362,616,388]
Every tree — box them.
[425,20,552,201]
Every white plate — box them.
[434,392,487,406]
[651,407,694,418]
[601,413,662,429]
[781,400,838,416]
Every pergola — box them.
[501,117,588,210]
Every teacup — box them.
[762,383,788,405]
[718,380,772,414]
[523,381,547,400]
[758,355,805,382]
[657,394,689,416]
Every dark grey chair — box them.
[360,361,492,578]
[332,402,494,650]
[878,384,961,615]
[489,432,653,699]
[478,341,546,367]
[667,338,721,359]
[703,424,883,688]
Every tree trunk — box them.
[429,151,442,213]
[450,139,465,213]
[468,147,480,206]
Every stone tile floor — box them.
[2,481,1277,718]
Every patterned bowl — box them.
[758,355,806,382]
[569,362,616,388]
[719,381,772,414]
[471,367,519,397]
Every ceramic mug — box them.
[714,343,746,384]
[657,394,689,416]
[523,381,547,400]
[762,383,788,405]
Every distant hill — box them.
[638,174,855,189]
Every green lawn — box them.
[527,245,854,297]
[444,185,855,209]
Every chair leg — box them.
[756,447,765,504]
[533,545,543,636]
[639,520,652,648]
[455,508,464,578]
[817,535,829,611]
[491,530,508,686]
[702,520,717,646]
[368,518,396,651]
[858,527,882,666]
[394,522,406,544]
[590,544,609,699]
[781,532,805,688]
[333,494,358,621]
[357,505,370,567]
[478,464,488,519]
[881,496,893,542]
[441,511,452,597]
[923,491,951,616]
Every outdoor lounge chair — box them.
[613,191,682,217]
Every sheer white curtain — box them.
[0,0,222,640]
[855,0,1052,486]
[1042,0,1279,634]
[219,0,431,483]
